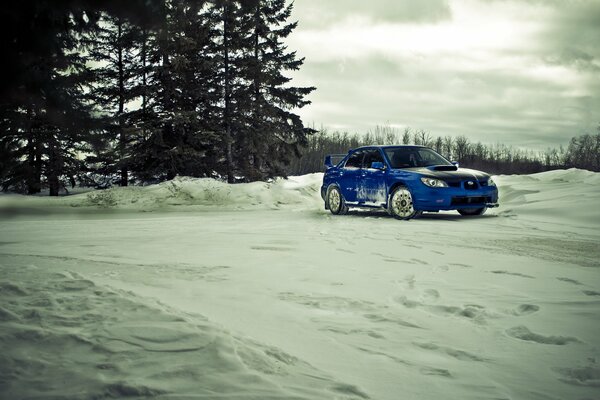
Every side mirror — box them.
[370,161,385,170]
[451,161,460,168]
[324,155,334,169]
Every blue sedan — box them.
[321,145,499,220]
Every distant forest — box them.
[1,2,598,196]
[288,126,600,176]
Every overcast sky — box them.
[286,0,600,150]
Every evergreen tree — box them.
[85,14,145,186]
[211,0,248,182]
[0,3,97,195]
[131,0,222,181]
[0,1,163,193]
[237,0,315,180]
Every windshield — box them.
[384,147,452,169]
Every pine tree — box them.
[1,1,166,193]
[131,0,222,181]
[237,0,315,180]
[85,13,144,186]
[0,3,98,195]
[211,0,247,182]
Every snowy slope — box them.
[1,169,599,399]
[0,173,325,211]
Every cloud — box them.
[287,0,600,149]
[292,0,452,28]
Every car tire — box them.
[458,207,487,216]
[388,186,421,220]
[327,186,348,215]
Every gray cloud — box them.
[288,0,600,149]
[292,0,451,28]
[297,56,595,149]
[539,2,600,70]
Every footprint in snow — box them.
[506,326,580,345]
[336,248,356,254]
[330,383,370,399]
[448,263,472,269]
[556,277,583,285]
[555,366,600,387]
[582,290,600,296]
[512,304,540,316]
[404,275,416,289]
[420,367,452,378]
[363,313,421,329]
[424,289,440,301]
[413,341,487,362]
[490,270,535,279]
[395,296,488,324]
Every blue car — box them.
[321,145,499,220]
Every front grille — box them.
[463,180,479,190]
[451,196,491,205]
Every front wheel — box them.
[327,186,348,215]
[388,186,421,220]
[458,207,487,216]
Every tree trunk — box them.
[224,2,234,183]
[141,28,148,140]
[248,4,261,179]
[47,135,60,197]
[26,109,42,194]
[117,19,128,186]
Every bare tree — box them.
[402,128,412,144]
[453,135,470,163]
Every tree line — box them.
[1,2,597,196]
[287,125,600,175]
[0,0,314,195]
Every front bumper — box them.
[412,185,499,211]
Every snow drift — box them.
[0,173,324,212]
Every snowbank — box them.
[495,168,600,231]
[0,174,325,212]
[1,169,599,228]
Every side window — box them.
[363,149,384,169]
[344,151,363,169]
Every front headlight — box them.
[421,177,448,188]
[487,178,496,187]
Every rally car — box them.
[321,145,499,220]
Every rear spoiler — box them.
[324,154,347,169]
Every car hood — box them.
[393,166,490,182]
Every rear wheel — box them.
[327,186,348,215]
[458,207,487,216]
[388,186,421,220]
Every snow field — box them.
[1,168,599,399]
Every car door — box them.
[358,149,387,204]
[338,150,364,203]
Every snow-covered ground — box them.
[1,169,599,399]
